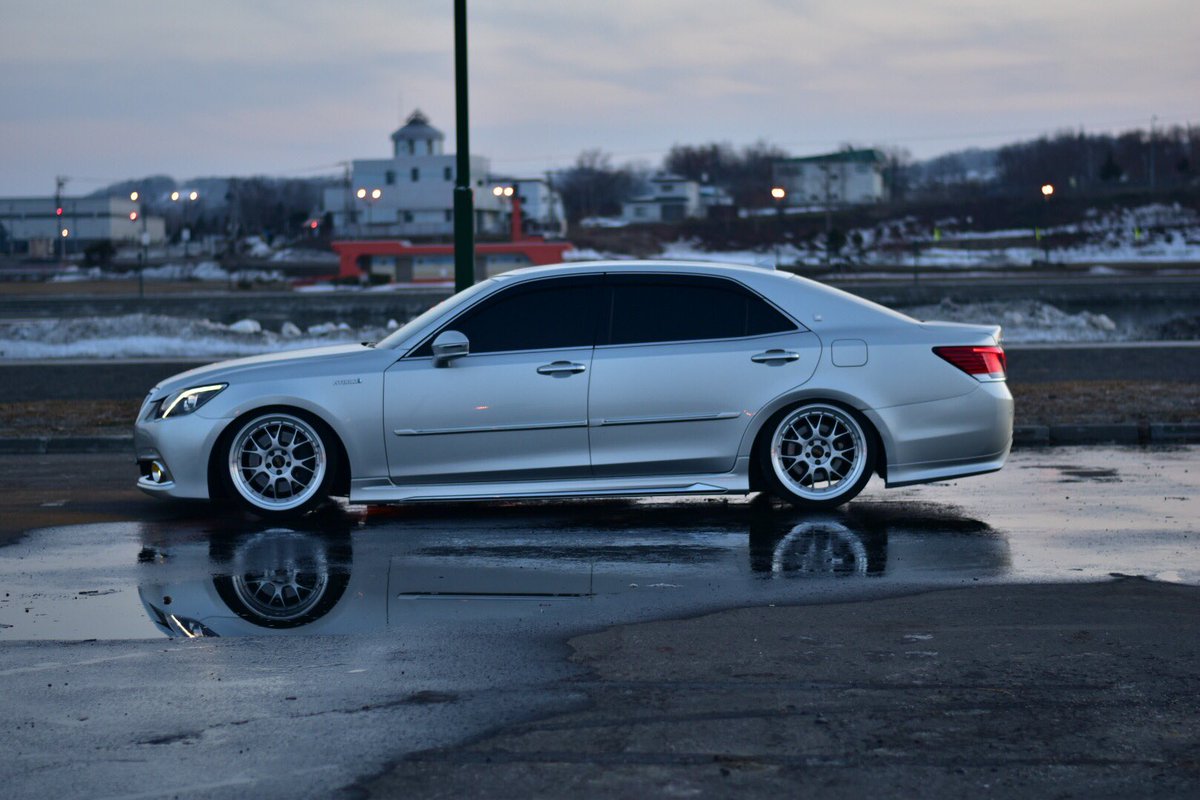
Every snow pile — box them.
[0,314,396,360]
[49,261,286,283]
[901,299,1126,343]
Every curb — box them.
[1012,423,1200,447]
[1,426,1199,455]
[0,435,133,455]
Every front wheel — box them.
[224,411,336,518]
[759,402,875,509]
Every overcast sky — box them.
[1,0,1196,195]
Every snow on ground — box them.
[0,297,1177,359]
[0,314,391,360]
[899,299,1125,343]
[50,261,287,283]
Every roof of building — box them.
[391,109,444,143]
[777,148,884,165]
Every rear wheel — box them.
[224,411,336,518]
[759,402,874,509]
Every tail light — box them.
[933,346,1006,382]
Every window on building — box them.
[604,275,796,345]
[411,168,420,182]
[407,141,415,155]
[403,211,414,223]
[444,210,452,222]
[385,170,396,185]
[661,184,674,192]
[444,166,452,181]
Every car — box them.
[134,261,1013,518]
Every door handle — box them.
[751,349,801,363]
[537,361,587,375]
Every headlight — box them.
[158,383,227,419]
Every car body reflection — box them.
[136,502,1010,638]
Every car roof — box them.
[493,260,791,284]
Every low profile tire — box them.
[224,411,337,519]
[759,402,875,510]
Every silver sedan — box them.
[134,261,1013,518]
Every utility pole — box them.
[452,0,475,292]
[1149,114,1157,193]
[54,175,67,262]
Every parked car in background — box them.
[134,261,1013,518]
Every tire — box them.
[224,411,337,519]
[212,529,350,629]
[758,402,875,510]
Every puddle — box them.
[4,446,1198,641]
[0,504,1011,641]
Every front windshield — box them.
[375,278,497,350]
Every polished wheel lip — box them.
[228,414,327,511]
[230,568,329,620]
[770,404,867,501]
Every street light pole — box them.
[453,0,475,292]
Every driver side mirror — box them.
[431,330,470,367]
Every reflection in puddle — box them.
[3,503,1010,640]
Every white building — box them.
[0,196,166,257]
[488,176,566,237]
[621,174,732,224]
[772,149,887,206]
[323,110,512,239]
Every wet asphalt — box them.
[0,447,1197,797]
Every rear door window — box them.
[603,275,796,345]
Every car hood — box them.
[150,343,376,397]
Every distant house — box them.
[0,196,165,257]
[488,175,566,237]
[772,149,887,206]
[621,174,732,223]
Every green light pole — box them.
[453,0,475,292]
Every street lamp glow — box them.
[1041,183,1055,197]
[188,191,198,201]
[129,191,139,201]
[170,191,180,202]
[492,186,503,196]
[61,228,69,238]
[370,188,382,200]
[356,188,367,199]
[770,187,787,200]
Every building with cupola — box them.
[322,110,561,241]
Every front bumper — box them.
[134,407,227,500]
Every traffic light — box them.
[56,207,63,217]
[129,211,139,222]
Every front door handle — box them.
[537,361,587,375]
[751,349,801,364]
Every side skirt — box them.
[349,459,751,504]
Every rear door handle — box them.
[751,350,801,363]
[537,361,587,375]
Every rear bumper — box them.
[866,381,1013,488]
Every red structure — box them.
[330,196,571,283]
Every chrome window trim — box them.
[395,269,807,361]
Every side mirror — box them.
[431,330,469,367]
